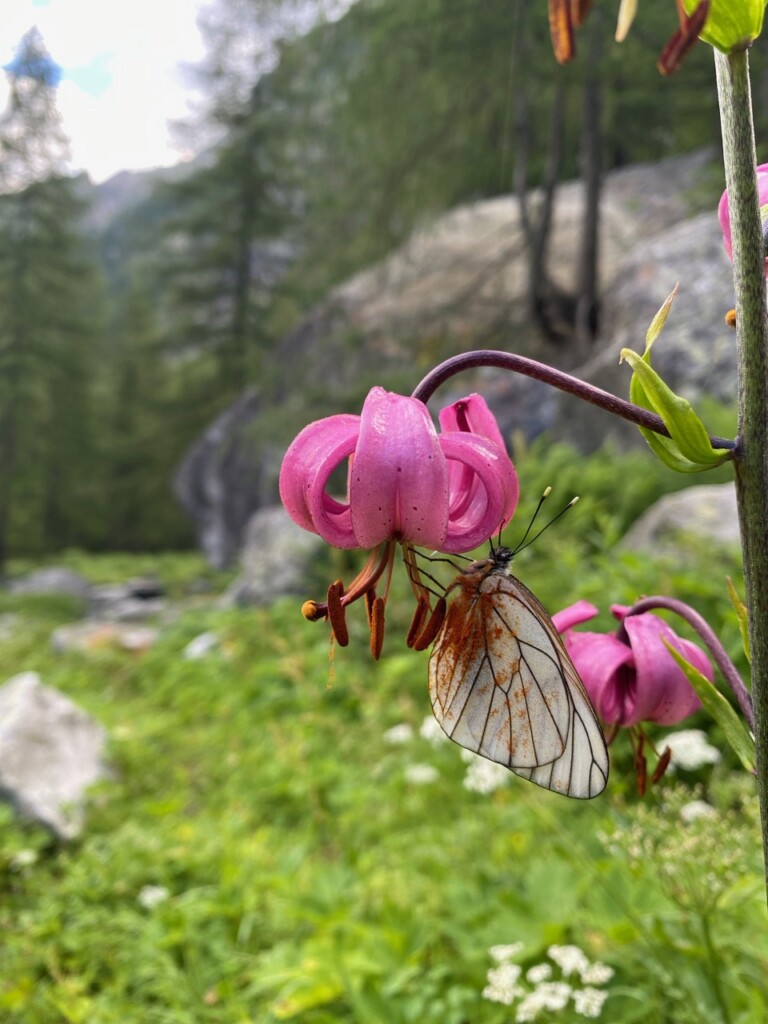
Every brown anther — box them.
[548,0,574,64]
[636,752,647,797]
[302,600,326,622]
[369,596,386,661]
[326,580,349,647]
[725,308,737,329]
[570,0,593,29]
[364,588,376,628]
[651,745,673,784]
[406,595,429,649]
[412,597,447,652]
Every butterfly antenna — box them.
[510,486,552,555]
[512,492,579,556]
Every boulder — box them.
[224,505,325,606]
[619,482,740,557]
[173,389,270,569]
[7,567,91,602]
[51,621,159,654]
[0,672,109,838]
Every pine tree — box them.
[0,28,104,572]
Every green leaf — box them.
[683,0,767,52]
[623,347,731,471]
[663,639,755,773]
[727,577,751,664]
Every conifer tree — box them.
[0,28,103,572]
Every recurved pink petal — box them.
[439,394,511,522]
[563,630,636,725]
[349,387,450,549]
[719,164,768,268]
[279,414,360,545]
[552,600,599,633]
[622,613,705,724]
[438,431,519,553]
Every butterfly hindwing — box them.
[429,554,609,799]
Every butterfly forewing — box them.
[429,553,609,799]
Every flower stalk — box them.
[411,349,736,452]
[715,45,768,895]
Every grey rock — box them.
[89,580,165,621]
[0,672,109,839]
[51,621,159,654]
[7,567,91,602]
[173,389,269,569]
[225,505,325,606]
[620,482,740,557]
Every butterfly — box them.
[429,545,609,799]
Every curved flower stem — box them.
[622,595,754,732]
[411,349,737,451]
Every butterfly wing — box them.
[429,570,608,799]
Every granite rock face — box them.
[0,672,109,839]
[619,482,740,558]
[224,505,325,607]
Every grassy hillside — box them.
[0,443,765,1023]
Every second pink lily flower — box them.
[553,601,710,727]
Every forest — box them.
[0,0,760,570]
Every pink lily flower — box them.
[279,386,518,655]
[718,162,768,273]
[552,600,709,727]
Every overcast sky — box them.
[0,0,209,183]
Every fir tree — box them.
[0,28,104,571]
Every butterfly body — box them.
[429,547,609,799]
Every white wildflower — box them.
[547,944,590,977]
[463,757,509,794]
[573,986,609,1018]
[137,884,170,909]
[515,985,570,1022]
[482,963,524,1005]
[419,715,448,744]
[579,961,614,985]
[661,729,721,771]
[679,799,717,823]
[489,942,524,963]
[182,631,218,660]
[404,763,439,784]
[526,963,553,984]
[383,723,414,744]
[534,981,572,1010]
[10,848,38,870]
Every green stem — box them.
[701,912,732,1024]
[715,47,768,903]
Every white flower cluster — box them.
[383,717,510,791]
[461,750,510,794]
[660,729,721,771]
[597,785,761,912]
[481,942,613,1021]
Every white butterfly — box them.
[429,546,609,799]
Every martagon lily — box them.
[279,386,519,657]
[553,600,712,790]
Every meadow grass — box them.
[0,442,766,1023]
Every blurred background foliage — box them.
[0,0,761,569]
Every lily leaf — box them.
[664,640,755,773]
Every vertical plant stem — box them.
[715,47,768,900]
[700,913,732,1024]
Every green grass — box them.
[0,442,765,1023]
